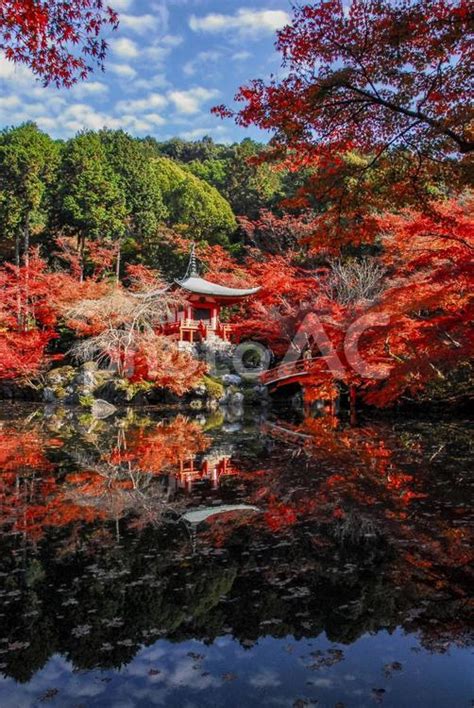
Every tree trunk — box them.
[115,238,121,284]
[78,233,85,283]
[23,221,29,267]
[14,230,20,267]
[15,229,22,328]
[23,221,30,327]
[349,385,357,426]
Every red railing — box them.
[261,354,392,387]
[162,319,234,336]
[260,357,321,386]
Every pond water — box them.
[0,403,472,707]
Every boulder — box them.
[94,379,132,405]
[42,387,57,403]
[74,368,97,390]
[45,365,76,387]
[222,374,242,387]
[91,399,117,419]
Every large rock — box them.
[222,374,242,387]
[42,366,77,402]
[91,399,117,419]
[94,379,133,405]
[42,387,57,403]
[45,366,76,387]
[74,362,98,391]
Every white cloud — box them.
[0,53,35,87]
[148,1,170,34]
[120,14,160,35]
[50,103,157,135]
[133,74,168,92]
[111,0,135,9]
[232,51,252,61]
[35,116,60,131]
[107,62,137,79]
[163,34,183,47]
[168,87,220,114]
[249,669,282,688]
[142,45,170,63]
[0,95,21,109]
[118,114,157,132]
[111,37,139,59]
[143,113,167,126]
[189,8,290,39]
[178,125,230,141]
[69,81,109,98]
[183,51,221,77]
[142,35,183,64]
[62,103,114,131]
[115,92,168,113]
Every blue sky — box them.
[0,0,292,143]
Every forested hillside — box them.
[0,124,291,273]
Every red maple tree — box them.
[215,0,473,245]
[0,0,118,86]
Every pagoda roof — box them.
[175,275,260,299]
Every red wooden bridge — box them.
[260,357,323,390]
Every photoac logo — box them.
[203,308,391,383]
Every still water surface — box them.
[0,403,472,707]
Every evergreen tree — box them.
[99,129,167,246]
[222,139,283,218]
[152,157,236,245]
[56,131,127,262]
[0,123,59,264]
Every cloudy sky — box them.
[0,0,292,143]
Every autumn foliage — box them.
[0,0,118,87]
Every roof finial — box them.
[184,242,199,279]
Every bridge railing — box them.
[260,357,321,385]
[261,354,393,387]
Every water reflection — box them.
[0,405,472,706]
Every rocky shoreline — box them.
[0,361,268,419]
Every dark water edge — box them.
[0,403,472,707]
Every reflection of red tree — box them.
[0,426,105,541]
[0,427,53,475]
[60,417,213,526]
[108,415,210,474]
[265,495,298,531]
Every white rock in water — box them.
[181,504,260,525]
[91,399,117,419]
[222,374,242,386]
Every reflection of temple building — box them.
[168,445,238,492]
[160,245,260,343]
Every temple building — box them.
[161,245,260,343]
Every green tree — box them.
[56,131,127,263]
[152,135,225,163]
[223,139,283,219]
[0,123,59,264]
[99,130,167,243]
[152,157,236,245]
[186,158,228,193]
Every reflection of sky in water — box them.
[0,630,472,707]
